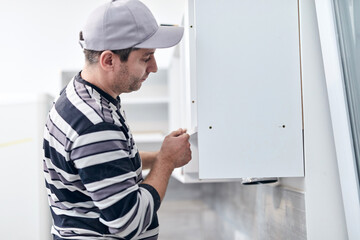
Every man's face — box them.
[113,48,158,94]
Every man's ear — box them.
[99,50,117,71]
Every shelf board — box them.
[132,132,165,143]
[122,97,169,105]
[172,167,238,184]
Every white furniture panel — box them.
[0,94,53,240]
[172,131,231,183]
[196,0,303,179]
[173,0,304,182]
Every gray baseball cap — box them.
[79,0,184,51]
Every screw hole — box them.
[282,125,286,128]
[209,126,212,129]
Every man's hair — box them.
[83,48,139,64]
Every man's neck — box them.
[81,66,118,99]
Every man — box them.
[43,0,191,239]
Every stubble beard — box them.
[113,64,146,93]
[128,75,143,92]
[113,64,140,94]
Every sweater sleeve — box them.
[70,122,160,239]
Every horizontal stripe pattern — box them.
[43,73,160,239]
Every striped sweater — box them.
[43,72,160,240]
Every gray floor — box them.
[157,178,221,240]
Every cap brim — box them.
[134,26,184,49]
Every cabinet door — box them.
[193,0,304,179]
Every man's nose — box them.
[147,57,158,73]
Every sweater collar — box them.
[74,71,121,108]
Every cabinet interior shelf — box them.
[132,132,165,143]
[122,97,169,105]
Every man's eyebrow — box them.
[143,51,155,56]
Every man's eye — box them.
[143,57,151,63]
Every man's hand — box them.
[157,128,192,169]
[142,128,192,201]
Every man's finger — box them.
[169,128,186,137]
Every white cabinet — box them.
[171,0,304,182]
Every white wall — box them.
[0,0,184,97]
[300,0,348,239]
